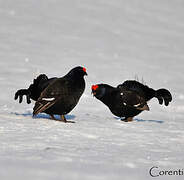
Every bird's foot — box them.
[49,114,75,123]
[121,117,133,122]
[60,115,75,123]
[65,120,75,123]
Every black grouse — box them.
[91,80,172,122]
[15,66,87,122]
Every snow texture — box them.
[0,0,184,179]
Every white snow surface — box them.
[0,0,184,179]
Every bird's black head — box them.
[91,84,114,99]
[67,66,87,78]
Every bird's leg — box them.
[121,117,133,122]
[125,117,133,122]
[60,115,67,122]
[49,114,56,120]
[60,115,75,123]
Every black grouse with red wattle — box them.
[91,80,172,122]
[15,66,87,122]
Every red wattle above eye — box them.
[83,67,86,72]
[92,85,99,91]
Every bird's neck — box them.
[69,75,85,91]
[99,88,117,108]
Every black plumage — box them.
[15,66,87,122]
[15,74,56,104]
[91,80,172,122]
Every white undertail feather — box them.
[42,97,55,101]
[134,103,141,107]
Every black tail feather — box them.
[32,74,49,87]
[14,89,31,104]
[155,89,172,106]
[28,74,49,101]
[14,74,49,104]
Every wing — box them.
[118,89,149,111]
[29,75,57,101]
[117,80,155,101]
[33,78,69,115]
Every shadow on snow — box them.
[114,117,164,124]
[11,111,76,120]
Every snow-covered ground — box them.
[0,0,184,179]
